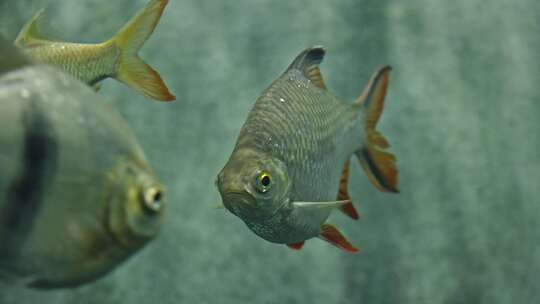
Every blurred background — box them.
[1,0,540,303]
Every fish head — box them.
[217,147,290,221]
[0,63,166,288]
[106,157,165,251]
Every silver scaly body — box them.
[237,69,363,243]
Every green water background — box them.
[1,0,540,303]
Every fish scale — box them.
[27,42,119,84]
[246,70,360,202]
[232,69,362,243]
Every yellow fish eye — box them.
[256,171,272,193]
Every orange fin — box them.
[112,0,175,101]
[340,202,359,220]
[337,160,360,220]
[286,241,305,250]
[284,46,327,89]
[354,66,398,193]
[318,224,359,253]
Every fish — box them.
[216,46,399,253]
[14,0,175,102]
[0,40,165,288]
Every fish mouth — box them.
[222,191,256,216]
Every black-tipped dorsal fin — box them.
[285,46,327,89]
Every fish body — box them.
[25,41,119,86]
[14,0,175,101]
[0,42,165,288]
[217,47,398,252]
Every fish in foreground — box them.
[0,40,165,288]
[14,0,175,101]
[216,46,398,253]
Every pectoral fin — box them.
[318,224,359,253]
[286,241,305,250]
[337,160,360,220]
[292,200,351,210]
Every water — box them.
[1,0,540,303]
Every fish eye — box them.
[143,186,164,213]
[255,171,272,193]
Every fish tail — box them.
[352,65,399,193]
[110,0,175,101]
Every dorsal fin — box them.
[15,9,49,47]
[285,46,327,89]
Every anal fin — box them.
[318,224,359,253]
[286,241,305,250]
[337,160,360,220]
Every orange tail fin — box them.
[111,0,175,101]
[354,66,398,193]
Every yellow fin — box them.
[15,9,49,47]
[354,66,399,193]
[111,0,175,101]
